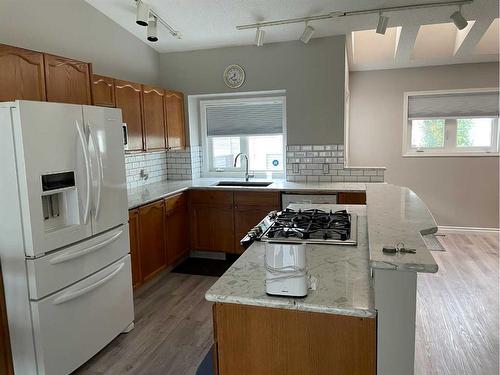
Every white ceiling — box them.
[86,0,499,70]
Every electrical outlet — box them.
[323,164,329,174]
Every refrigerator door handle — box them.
[49,229,124,265]
[76,120,91,224]
[88,123,103,221]
[52,261,125,305]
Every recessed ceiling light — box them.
[376,13,389,35]
[450,6,468,30]
[300,24,315,44]
[255,28,265,47]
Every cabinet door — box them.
[139,200,166,282]
[191,204,234,253]
[0,265,13,375]
[114,79,144,152]
[337,192,366,205]
[165,195,189,266]
[128,209,142,289]
[0,44,46,102]
[43,53,91,104]
[142,85,166,151]
[92,74,115,107]
[164,90,186,150]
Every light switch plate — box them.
[293,164,299,173]
[323,164,329,174]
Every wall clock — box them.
[223,64,245,89]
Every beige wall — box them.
[349,63,499,228]
[0,0,160,85]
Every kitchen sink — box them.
[214,181,273,187]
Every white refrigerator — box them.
[0,100,134,375]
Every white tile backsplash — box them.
[286,144,385,183]
[125,151,168,189]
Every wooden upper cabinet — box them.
[142,85,166,151]
[92,74,115,107]
[138,200,167,282]
[165,90,186,150]
[114,79,144,152]
[43,53,92,105]
[0,44,46,102]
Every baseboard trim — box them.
[438,226,500,234]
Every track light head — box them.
[136,0,149,26]
[255,28,265,47]
[450,6,468,30]
[147,17,158,42]
[376,13,389,35]
[300,24,315,44]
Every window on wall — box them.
[201,97,286,176]
[403,89,499,156]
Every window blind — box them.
[206,101,284,136]
[408,90,499,119]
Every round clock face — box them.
[223,64,245,89]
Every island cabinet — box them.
[142,85,166,151]
[138,200,167,283]
[0,44,46,102]
[233,191,280,254]
[43,53,92,105]
[189,190,235,253]
[91,74,115,107]
[164,90,186,150]
[164,193,189,265]
[338,191,366,205]
[212,303,376,375]
[115,79,144,152]
[0,264,13,375]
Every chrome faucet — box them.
[234,153,254,181]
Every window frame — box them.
[403,88,500,157]
[200,96,287,177]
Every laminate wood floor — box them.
[415,232,499,375]
[75,233,498,375]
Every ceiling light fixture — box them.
[376,12,389,35]
[300,23,315,44]
[255,28,265,46]
[450,5,468,30]
[147,17,158,42]
[136,0,149,26]
[236,0,473,31]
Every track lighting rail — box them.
[236,0,473,30]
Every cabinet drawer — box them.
[26,225,129,300]
[189,190,234,205]
[165,192,187,212]
[30,256,133,375]
[234,191,280,208]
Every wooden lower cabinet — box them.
[165,194,189,265]
[0,265,13,375]
[128,209,142,289]
[338,192,366,205]
[138,200,167,282]
[233,191,280,254]
[212,303,376,375]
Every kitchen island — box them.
[205,183,439,375]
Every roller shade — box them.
[206,101,284,136]
[408,90,499,119]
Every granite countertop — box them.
[127,178,367,209]
[366,184,439,273]
[205,205,376,318]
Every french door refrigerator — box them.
[0,100,134,375]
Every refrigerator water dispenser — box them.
[41,172,80,232]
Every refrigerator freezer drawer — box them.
[27,225,129,300]
[30,255,134,375]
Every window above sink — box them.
[200,96,287,178]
